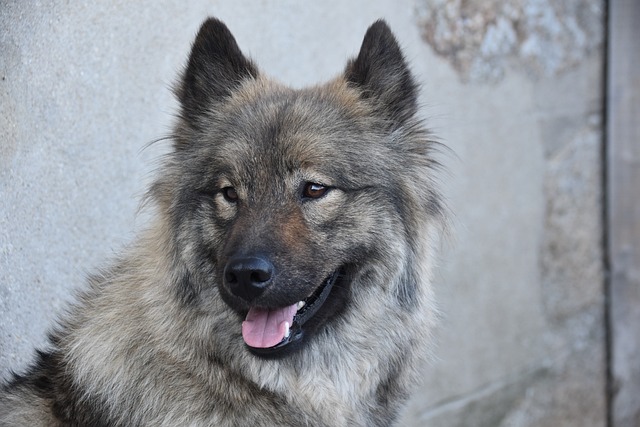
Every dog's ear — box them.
[345,20,418,126]
[177,18,258,117]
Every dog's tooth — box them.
[297,301,305,310]
[283,322,290,339]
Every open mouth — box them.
[241,270,339,356]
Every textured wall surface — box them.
[607,1,640,425]
[405,1,606,425]
[1,1,606,425]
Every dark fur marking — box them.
[372,360,408,426]
[396,267,419,310]
[176,269,199,306]
[176,18,258,134]
[345,20,418,127]
[6,349,114,427]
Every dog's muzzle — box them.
[224,256,274,302]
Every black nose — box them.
[224,256,274,302]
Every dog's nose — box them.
[224,256,274,301]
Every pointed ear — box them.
[177,18,258,117]
[345,20,418,126]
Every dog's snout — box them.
[224,256,274,301]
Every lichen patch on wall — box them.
[415,0,603,82]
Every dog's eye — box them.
[221,187,238,202]
[302,182,329,199]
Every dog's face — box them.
[197,87,379,356]
[156,19,431,357]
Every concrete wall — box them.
[1,1,607,425]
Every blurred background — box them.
[1,1,637,426]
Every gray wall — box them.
[1,1,608,425]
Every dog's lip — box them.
[244,269,340,356]
[292,270,338,326]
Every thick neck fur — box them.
[55,211,437,426]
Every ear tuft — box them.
[177,18,258,118]
[345,20,418,126]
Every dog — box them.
[0,17,445,426]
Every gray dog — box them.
[0,17,445,426]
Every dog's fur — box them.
[0,18,445,426]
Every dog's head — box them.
[153,18,441,357]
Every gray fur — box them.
[1,18,445,426]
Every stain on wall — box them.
[416,0,603,82]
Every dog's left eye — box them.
[302,182,329,199]
[221,187,238,202]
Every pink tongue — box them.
[242,304,298,348]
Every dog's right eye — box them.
[221,187,238,202]
[302,182,329,200]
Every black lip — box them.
[246,270,340,358]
